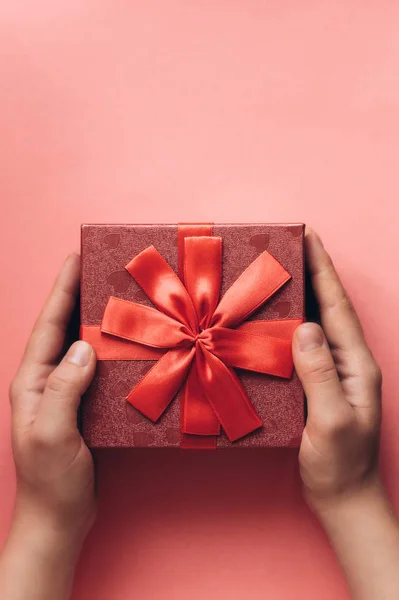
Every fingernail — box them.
[66,341,92,366]
[297,323,324,352]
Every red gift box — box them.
[80,223,305,448]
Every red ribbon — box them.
[81,224,302,448]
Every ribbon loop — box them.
[126,246,198,334]
[203,326,294,378]
[211,250,291,329]
[102,297,194,348]
[183,236,222,330]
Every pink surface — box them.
[0,2,398,598]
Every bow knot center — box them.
[192,327,213,351]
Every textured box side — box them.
[80,223,304,448]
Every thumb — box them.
[293,323,347,424]
[36,341,96,433]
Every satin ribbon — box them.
[81,225,302,447]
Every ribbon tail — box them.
[196,345,262,442]
[127,347,195,422]
[101,297,192,348]
[182,361,220,435]
[180,420,217,449]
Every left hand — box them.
[9,253,97,544]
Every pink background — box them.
[1,2,398,598]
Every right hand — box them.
[292,230,382,512]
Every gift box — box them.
[80,223,305,448]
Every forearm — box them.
[314,480,399,600]
[0,510,84,600]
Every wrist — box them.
[11,493,95,560]
[9,512,86,564]
[306,474,386,526]
[0,498,92,600]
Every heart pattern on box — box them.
[113,380,132,396]
[273,301,291,318]
[140,363,154,376]
[83,244,95,255]
[126,403,146,424]
[249,233,270,252]
[289,225,303,238]
[107,270,132,293]
[166,428,181,445]
[103,233,120,249]
[133,431,156,446]
[90,303,108,321]
[134,289,148,301]
[97,361,117,377]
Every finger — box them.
[35,341,96,433]
[21,253,80,371]
[305,229,366,354]
[305,229,381,416]
[293,323,350,426]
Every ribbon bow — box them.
[93,234,300,446]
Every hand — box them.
[0,254,97,600]
[291,231,399,600]
[293,230,382,512]
[9,253,97,545]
